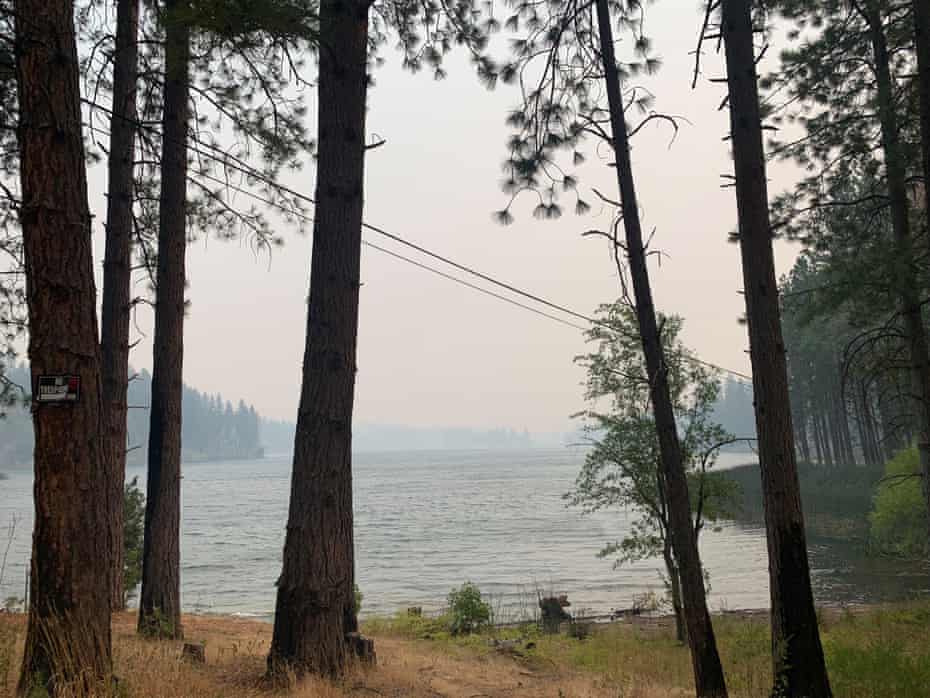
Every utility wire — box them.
[80,97,755,384]
[86,119,592,332]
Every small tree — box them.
[122,477,145,609]
[567,302,739,644]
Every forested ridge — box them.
[0,364,265,467]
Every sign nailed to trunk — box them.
[36,375,81,404]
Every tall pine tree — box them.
[716,0,832,693]
[15,0,112,691]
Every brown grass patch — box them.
[3,603,926,697]
[0,612,674,697]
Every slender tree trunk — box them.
[101,0,141,613]
[834,367,855,466]
[14,0,113,693]
[877,384,901,460]
[820,413,834,468]
[663,545,686,645]
[826,388,844,468]
[911,0,930,538]
[853,381,873,466]
[138,0,189,639]
[794,393,812,464]
[861,382,881,467]
[915,0,930,242]
[720,1,832,695]
[866,2,930,546]
[595,2,727,694]
[831,405,846,466]
[267,0,369,679]
[812,409,824,465]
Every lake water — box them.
[1,449,926,619]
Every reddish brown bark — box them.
[267,0,369,679]
[14,0,113,693]
[101,0,141,612]
[138,0,189,639]
[721,1,832,695]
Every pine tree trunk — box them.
[860,381,881,467]
[267,0,369,679]
[828,404,844,468]
[915,0,930,240]
[594,1,727,694]
[853,382,872,466]
[101,0,141,613]
[834,366,855,466]
[138,0,189,639]
[820,413,834,468]
[794,393,812,464]
[720,1,832,695]
[911,0,930,539]
[15,0,113,692]
[812,407,824,465]
[866,2,930,546]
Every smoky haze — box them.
[85,3,799,432]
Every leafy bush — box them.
[869,448,928,558]
[122,477,145,608]
[447,582,491,635]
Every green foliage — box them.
[726,461,882,540]
[494,0,661,223]
[122,477,145,608]
[447,582,491,636]
[0,365,267,466]
[362,610,453,641]
[869,448,928,558]
[567,301,739,570]
[764,0,926,478]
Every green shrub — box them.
[362,609,450,640]
[447,582,491,636]
[122,477,145,608]
[869,448,928,558]
[826,637,930,697]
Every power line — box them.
[149,151,755,386]
[80,97,754,384]
[361,240,591,332]
[81,126,591,332]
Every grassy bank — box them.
[3,603,930,697]
[724,461,882,540]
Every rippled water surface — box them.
[1,449,926,617]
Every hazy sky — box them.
[82,3,802,432]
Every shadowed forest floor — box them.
[2,604,929,697]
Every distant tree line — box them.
[0,363,265,467]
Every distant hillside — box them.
[0,364,270,468]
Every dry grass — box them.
[1,603,928,697]
[0,612,669,698]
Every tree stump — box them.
[182,642,206,664]
[346,632,376,665]
[539,595,572,634]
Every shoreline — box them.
[4,601,927,697]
